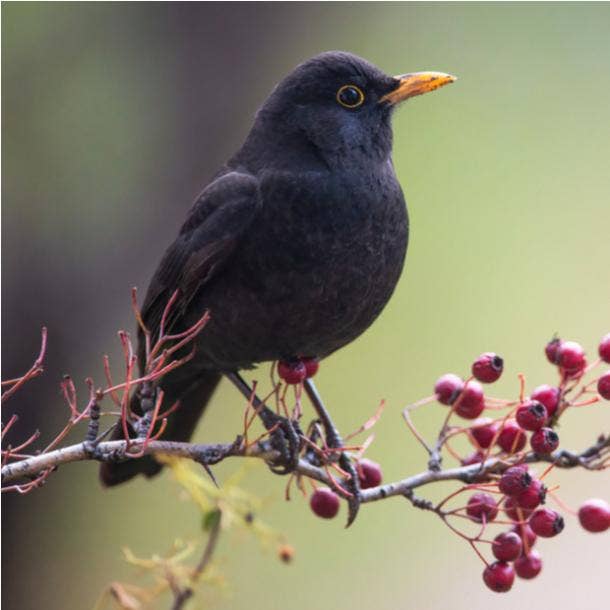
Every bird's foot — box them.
[87,439,128,463]
[133,382,159,438]
[337,452,361,527]
[83,439,105,461]
[83,397,119,461]
[303,378,361,526]
[226,371,304,474]
[261,407,303,475]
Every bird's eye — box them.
[336,85,365,109]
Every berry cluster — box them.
[434,335,610,463]
[479,465,562,592]
[483,496,610,592]
[288,334,608,594]
[426,334,609,592]
[277,358,319,384]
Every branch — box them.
[3,434,608,501]
[359,433,610,504]
[4,290,609,606]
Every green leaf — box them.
[202,508,221,532]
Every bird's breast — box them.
[229,165,408,352]
[258,165,406,267]
[194,163,408,368]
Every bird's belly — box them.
[193,174,408,369]
[199,256,400,368]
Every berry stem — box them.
[547,490,577,516]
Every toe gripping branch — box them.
[225,372,303,475]
[226,372,361,526]
[303,379,361,527]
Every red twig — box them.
[1,327,48,403]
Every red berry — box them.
[454,380,485,419]
[497,421,527,453]
[310,488,340,519]
[557,340,586,373]
[514,551,543,579]
[302,357,319,378]
[434,373,464,405]
[515,479,546,509]
[516,400,548,431]
[278,360,307,384]
[483,561,515,593]
[530,384,560,418]
[545,336,562,364]
[492,531,522,561]
[599,333,610,364]
[461,450,485,466]
[470,419,498,449]
[511,523,537,549]
[598,371,610,400]
[529,508,564,537]
[563,359,588,380]
[466,492,498,523]
[499,465,532,496]
[578,499,610,533]
[505,496,533,522]
[472,352,504,383]
[530,427,560,454]
[357,459,383,489]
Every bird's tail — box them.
[99,370,221,487]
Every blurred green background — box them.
[2,2,609,609]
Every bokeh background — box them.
[3,2,609,609]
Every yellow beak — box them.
[380,71,457,105]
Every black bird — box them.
[100,51,455,490]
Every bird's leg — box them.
[83,394,108,460]
[133,380,157,437]
[303,378,361,526]
[225,372,302,474]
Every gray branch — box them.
[3,433,607,504]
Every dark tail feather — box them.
[99,370,221,487]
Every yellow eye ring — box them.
[336,84,365,109]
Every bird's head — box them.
[243,51,456,170]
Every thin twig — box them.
[3,434,607,502]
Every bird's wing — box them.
[139,171,260,341]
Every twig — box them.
[193,511,222,579]
[1,327,47,403]
[3,434,607,502]
[170,588,192,610]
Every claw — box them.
[303,378,362,526]
[83,440,105,461]
[225,372,303,475]
[339,453,361,527]
[134,383,159,437]
[265,410,302,475]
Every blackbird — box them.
[100,51,455,488]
